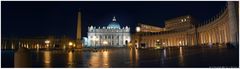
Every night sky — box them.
[2,1,227,39]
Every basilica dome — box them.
[107,16,121,29]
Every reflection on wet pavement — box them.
[2,47,239,68]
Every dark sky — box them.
[2,1,227,39]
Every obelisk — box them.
[76,11,82,48]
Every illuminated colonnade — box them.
[132,2,238,48]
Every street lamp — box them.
[68,42,73,49]
[69,42,73,46]
[45,40,50,44]
[45,40,50,48]
[136,27,141,32]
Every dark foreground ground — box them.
[1,46,239,68]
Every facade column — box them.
[147,39,150,47]
[192,35,195,46]
[176,36,178,46]
[208,31,212,45]
[150,39,152,47]
[215,28,218,44]
[227,1,238,47]
[199,32,202,44]
[151,39,153,47]
[205,32,208,44]
[220,27,224,44]
[182,35,184,46]
[169,38,172,46]
[185,35,188,46]
[212,30,216,44]
[215,29,218,44]
[202,32,205,44]
[173,37,174,46]
[219,27,222,44]
[175,37,177,46]
[167,39,169,46]
[223,24,228,43]
[201,32,204,44]
[168,39,170,46]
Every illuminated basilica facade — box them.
[132,2,239,48]
[87,16,131,47]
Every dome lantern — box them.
[107,16,120,29]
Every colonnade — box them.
[1,39,74,50]
[133,2,238,48]
[139,31,197,48]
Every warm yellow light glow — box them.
[103,41,108,45]
[69,42,73,46]
[92,36,99,41]
[157,40,160,42]
[89,52,100,67]
[179,47,183,64]
[68,51,73,66]
[44,51,51,64]
[88,51,109,67]
[102,51,109,67]
[11,43,14,49]
[63,45,66,49]
[45,40,50,44]
[73,44,76,47]
[136,27,140,32]
[181,19,184,22]
[26,44,29,48]
[128,43,133,46]
[163,42,166,45]
[156,46,161,49]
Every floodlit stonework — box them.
[87,16,131,47]
[132,2,239,48]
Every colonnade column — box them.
[227,1,238,47]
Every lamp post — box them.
[136,27,141,32]
[136,26,141,49]
[69,42,73,49]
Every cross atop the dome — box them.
[112,16,116,21]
